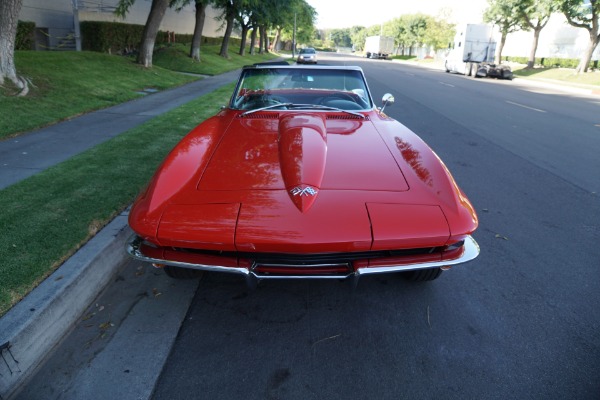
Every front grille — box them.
[252,262,353,277]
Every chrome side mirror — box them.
[381,93,394,113]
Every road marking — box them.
[506,100,546,113]
[439,81,455,87]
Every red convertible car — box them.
[127,64,479,286]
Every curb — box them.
[0,211,131,399]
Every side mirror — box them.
[381,93,394,113]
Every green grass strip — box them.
[0,83,235,316]
[1,51,199,139]
[152,43,286,76]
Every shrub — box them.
[16,20,35,50]
[80,21,228,55]
[504,55,581,69]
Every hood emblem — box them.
[290,186,318,196]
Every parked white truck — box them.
[364,36,394,59]
[445,24,512,79]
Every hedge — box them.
[504,56,582,69]
[16,20,35,50]
[80,21,241,54]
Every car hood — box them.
[198,112,409,207]
[137,111,476,253]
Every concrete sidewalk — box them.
[0,69,240,190]
[0,70,240,399]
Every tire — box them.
[403,268,442,282]
[163,266,204,280]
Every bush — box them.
[80,21,231,55]
[16,20,35,50]
[504,55,581,69]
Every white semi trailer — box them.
[364,36,394,59]
[444,24,512,79]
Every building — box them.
[502,13,600,62]
[18,0,224,51]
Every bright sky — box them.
[305,0,487,29]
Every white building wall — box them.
[19,0,225,50]
[502,13,600,61]
[77,0,223,36]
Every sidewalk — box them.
[0,70,240,399]
[0,69,240,190]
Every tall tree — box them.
[423,14,455,52]
[561,0,600,73]
[213,0,240,58]
[172,0,211,61]
[516,0,556,68]
[484,0,522,63]
[0,0,28,96]
[189,0,209,61]
[236,0,255,55]
[116,0,170,67]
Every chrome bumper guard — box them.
[126,235,480,282]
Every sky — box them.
[305,0,488,29]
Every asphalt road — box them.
[153,54,600,399]
[20,53,600,399]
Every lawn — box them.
[152,43,288,75]
[0,84,235,316]
[1,47,282,139]
[511,66,600,87]
[0,51,198,139]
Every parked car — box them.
[127,64,479,286]
[296,47,317,64]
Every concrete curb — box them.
[0,211,131,399]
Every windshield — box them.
[230,67,373,112]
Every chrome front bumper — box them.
[126,235,479,282]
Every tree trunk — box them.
[272,27,282,52]
[0,0,27,95]
[250,25,258,55]
[189,1,207,61]
[264,27,270,53]
[239,24,249,56]
[497,31,507,64]
[258,25,265,54]
[576,29,600,73]
[137,0,169,68]
[526,27,542,69]
[219,11,235,58]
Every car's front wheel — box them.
[403,268,442,282]
[163,266,204,280]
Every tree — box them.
[561,0,600,73]
[0,0,28,96]
[189,0,210,61]
[516,0,557,68]
[484,0,522,63]
[236,1,253,55]
[423,14,455,52]
[116,0,170,67]
[349,26,366,52]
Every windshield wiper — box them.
[240,103,293,116]
[285,104,366,119]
